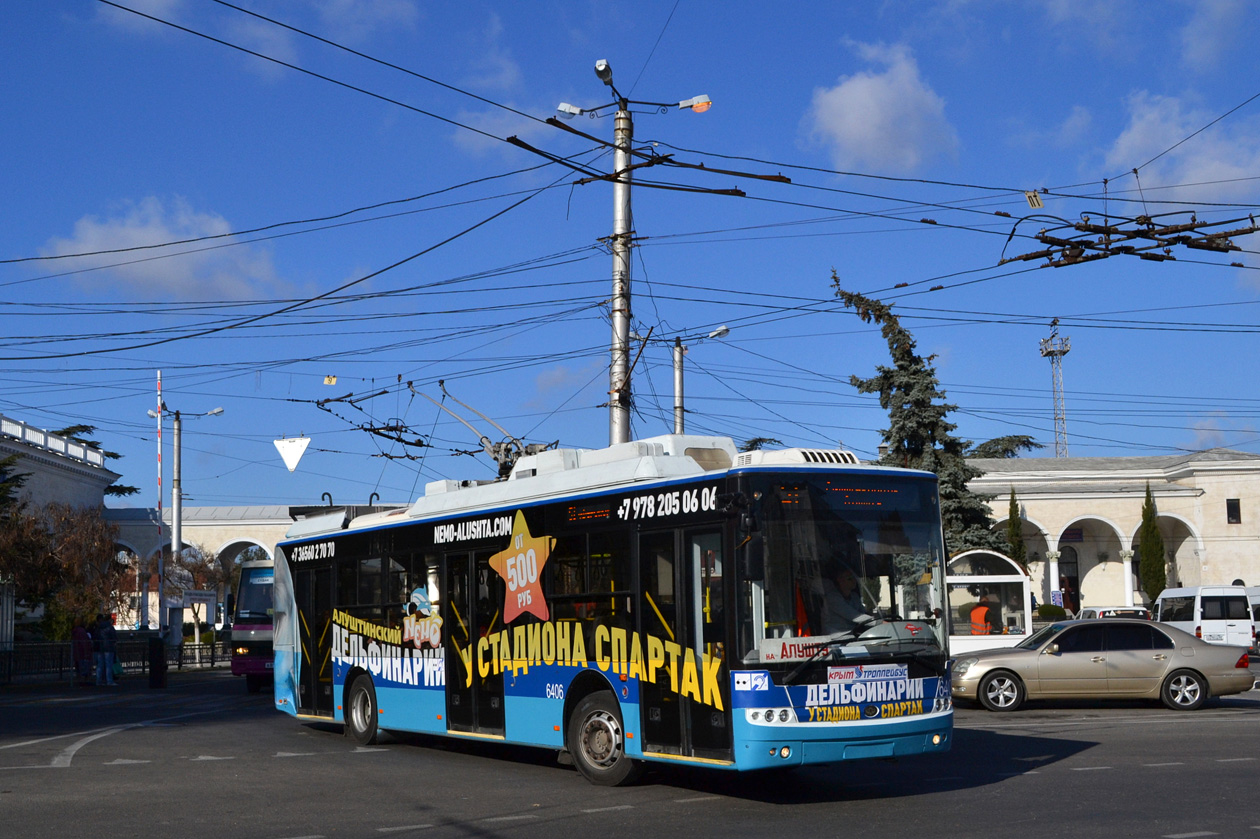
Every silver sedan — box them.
[952,618,1255,711]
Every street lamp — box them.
[632,325,731,434]
[556,60,711,446]
[147,401,223,643]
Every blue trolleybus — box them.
[272,435,953,785]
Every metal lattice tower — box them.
[1039,318,1071,457]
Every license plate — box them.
[265,662,273,669]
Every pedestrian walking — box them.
[95,613,118,686]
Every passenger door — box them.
[1103,622,1172,694]
[1038,624,1107,695]
[293,566,333,715]
[443,550,506,735]
[637,529,731,760]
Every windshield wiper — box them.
[781,621,876,685]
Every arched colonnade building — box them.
[969,448,1260,613]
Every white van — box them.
[1154,585,1255,648]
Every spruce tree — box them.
[836,281,1005,555]
[1138,482,1166,600]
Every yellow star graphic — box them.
[488,510,552,623]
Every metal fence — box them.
[0,639,231,685]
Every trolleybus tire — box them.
[245,674,263,694]
[566,690,641,786]
[345,675,380,745]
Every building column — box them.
[1046,550,1062,609]
[1119,550,1135,607]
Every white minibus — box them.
[1153,585,1255,648]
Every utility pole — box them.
[609,79,634,445]
[171,408,181,644]
[1040,318,1071,457]
[673,337,685,434]
[554,61,712,446]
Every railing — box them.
[0,412,107,468]
[0,640,232,684]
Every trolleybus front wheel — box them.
[566,690,641,786]
[345,675,380,745]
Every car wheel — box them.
[566,691,641,786]
[1161,669,1207,711]
[978,671,1025,712]
[345,675,380,744]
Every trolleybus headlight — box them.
[778,709,790,722]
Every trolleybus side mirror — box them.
[741,532,765,582]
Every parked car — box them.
[952,619,1254,712]
[1078,606,1151,620]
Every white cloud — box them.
[95,0,188,32]
[463,13,523,92]
[527,361,605,411]
[805,41,959,174]
[1104,91,1260,202]
[450,106,550,158]
[1179,0,1246,71]
[316,0,419,46]
[1188,414,1255,451]
[42,196,285,300]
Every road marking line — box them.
[674,796,721,803]
[376,825,433,833]
[1070,766,1111,771]
[1144,762,1184,767]
[190,755,235,761]
[104,759,150,765]
[53,727,136,768]
[1216,757,1255,762]
[275,752,317,757]
[481,815,536,823]
[1163,832,1217,838]
[582,805,634,813]
[353,747,388,753]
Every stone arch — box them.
[212,539,273,627]
[990,514,1052,606]
[1129,512,1203,590]
[1053,516,1127,613]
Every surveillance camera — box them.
[594,59,613,85]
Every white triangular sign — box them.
[274,437,311,472]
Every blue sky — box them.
[4,1,1260,509]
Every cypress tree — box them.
[1138,482,1166,600]
[1005,488,1027,569]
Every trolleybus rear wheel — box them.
[345,675,380,745]
[567,691,641,786]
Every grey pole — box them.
[609,100,634,445]
[673,337,685,434]
[170,409,181,644]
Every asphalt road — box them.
[2,667,1258,838]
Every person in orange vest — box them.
[970,595,995,635]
